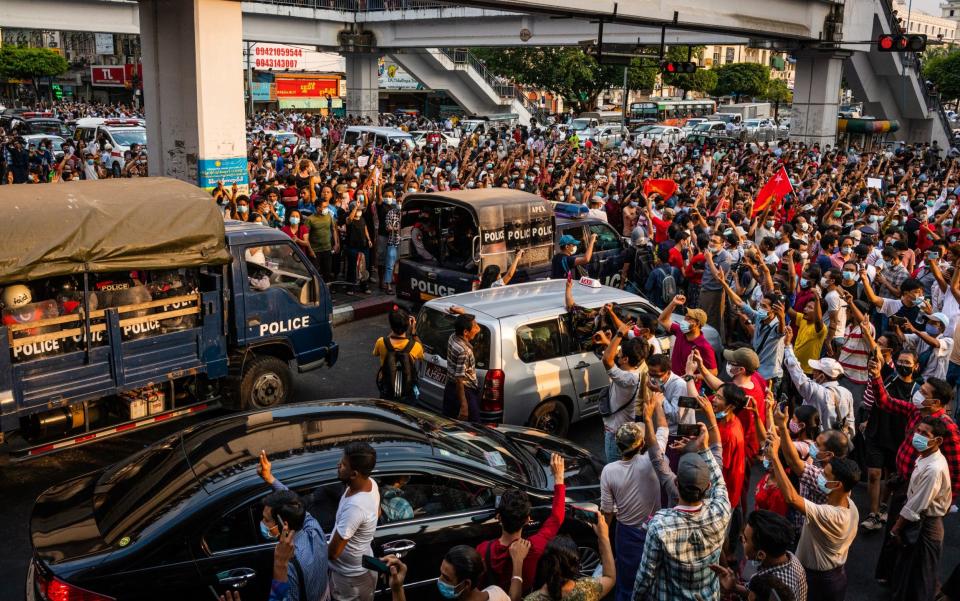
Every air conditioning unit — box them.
[338,30,376,53]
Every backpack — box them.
[655,265,677,306]
[377,337,419,402]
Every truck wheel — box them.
[240,356,292,410]
[529,400,570,437]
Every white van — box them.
[342,126,415,150]
[73,117,147,176]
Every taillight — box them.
[35,565,114,601]
[481,369,504,413]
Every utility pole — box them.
[621,65,629,130]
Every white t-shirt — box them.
[331,479,381,576]
[603,366,640,434]
[483,586,510,601]
[796,498,858,571]
[824,290,847,339]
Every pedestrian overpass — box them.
[1,0,949,186]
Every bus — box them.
[628,99,717,126]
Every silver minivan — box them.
[342,126,415,150]
[414,279,721,437]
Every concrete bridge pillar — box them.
[345,53,380,122]
[139,0,248,191]
[789,50,850,147]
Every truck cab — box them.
[0,178,336,459]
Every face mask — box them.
[800,251,809,260]
[842,271,856,282]
[408,188,417,193]
[896,364,913,378]
[765,220,775,229]
[709,245,722,253]
[238,206,249,214]
[840,247,853,256]
[629,201,638,208]
[761,458,771,471]
[913,390,927,408]
[833,210,842,218]
[485,163,493,170]
[437,581,464,599]
[86,159,94,166]
[715,410,728,420]
[891,219,900,227]
[800,223,810,232]
[876,259,887,269]
[725,363,740,378]
[816,473,834,495]
[869,215,880,223]
[799,277,810,288]
[788,420,803,434]
[260,521,278,541]
[755,309,769,321]
[820,276,830,288]
[912,432,931,452]
[679,321,691,334]
[925,324,941,336]
[289,217,300,226]
[899,195,908,202]
[808,443,819,460]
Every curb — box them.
[331,296,408,326]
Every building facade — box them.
[894,1,958,41]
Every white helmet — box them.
[2,284,32,309]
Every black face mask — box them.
[896,364,914,378]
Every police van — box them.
[395,190,556,303]
[0,178,337,459]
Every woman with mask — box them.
[281,210,314,260]
[525,521,615,601]
[382,543,527,601]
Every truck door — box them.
[586,222,626,288]
[239,241,332,367]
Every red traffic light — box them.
[878,34,896,50]
[877,34,926,52]
[661,61,697,74]
[666,62,677,73]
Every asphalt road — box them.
[2,315,958,600]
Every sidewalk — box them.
[330,285,406,326]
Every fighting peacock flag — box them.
[643,178,679,200]
[750,166,793,218]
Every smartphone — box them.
[928,251,940,260]
[569,503,599,524]
[678,396,699,409]
[362,555,390,575]
[677,423,701,437]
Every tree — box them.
[763,78,793,122]
[922,49,960,105]
[0,46,69,102]
[660,46,717,97]
[472,47,628,112]
[712,63,770,102]
[626,58,657,95]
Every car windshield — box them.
[711,114,735,123]
[647,126,666,134]
[110,129,147,147]
[430,419,533,485]
[693,124,712,132]
[570,119,592,132]
[29,121,69,136]
[92,432,202,544]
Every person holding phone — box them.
[382,544,527,601]
[257,451,330,601]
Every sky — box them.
[909,0,949,16]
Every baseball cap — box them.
[808,357,844,378]
[927,312,950,328]
[685,309,708,328]
[616,422,645,454]
[558,234,579,247]
[677,452,711,493]
[723,348,760,371]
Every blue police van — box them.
[0,178,337,459]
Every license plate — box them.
[425,362,447,385]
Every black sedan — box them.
[27,400,603,601]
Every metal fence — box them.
[438,47,543,115]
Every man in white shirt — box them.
[899,312,955,381]
[329,442,381,601]
[645,353,694,435]
[764,429,860,601]
[888,416,952,601]
[597,318,645,463]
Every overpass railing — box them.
[250,0,449,10]
[438,48,543,116]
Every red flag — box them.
[643,178,678,200]
[751,166,793,218]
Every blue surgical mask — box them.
[808,443,819,460]
[912,432,931,452]
[842,271,856,282]
[437,580,463,599]
[755,309,769,321]
[816,473,834,495]
[925,324,940,336]
[800,277,810,288]
[260,521,278,541]
[762,458,771,470]
[679,320,692,334]
[715,410,727,420]
[238,205,249,214]
[289,217,300,226]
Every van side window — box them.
[343,130,359,146]
[374,134,387,148]
[245,243,317,305]
[516,319,562,363]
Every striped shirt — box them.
[837,322,874,385]
[446,334,478,390]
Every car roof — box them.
[345,126,413,136]
[425,279,648,320]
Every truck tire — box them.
[239,355,292,410]
[529,399,570,437]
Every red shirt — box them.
[667,246,685,271]
[684,252,705,285]
[717,415,746,508]
[477,484,566,593]
[917,223,935,252]
[650,214,672,244]
[669,322,717,377]
[281,224,309,244]
[736,372,768,460]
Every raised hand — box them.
[258,450,275,485]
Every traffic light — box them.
[877,34,927,52]
[661,61,697,74]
